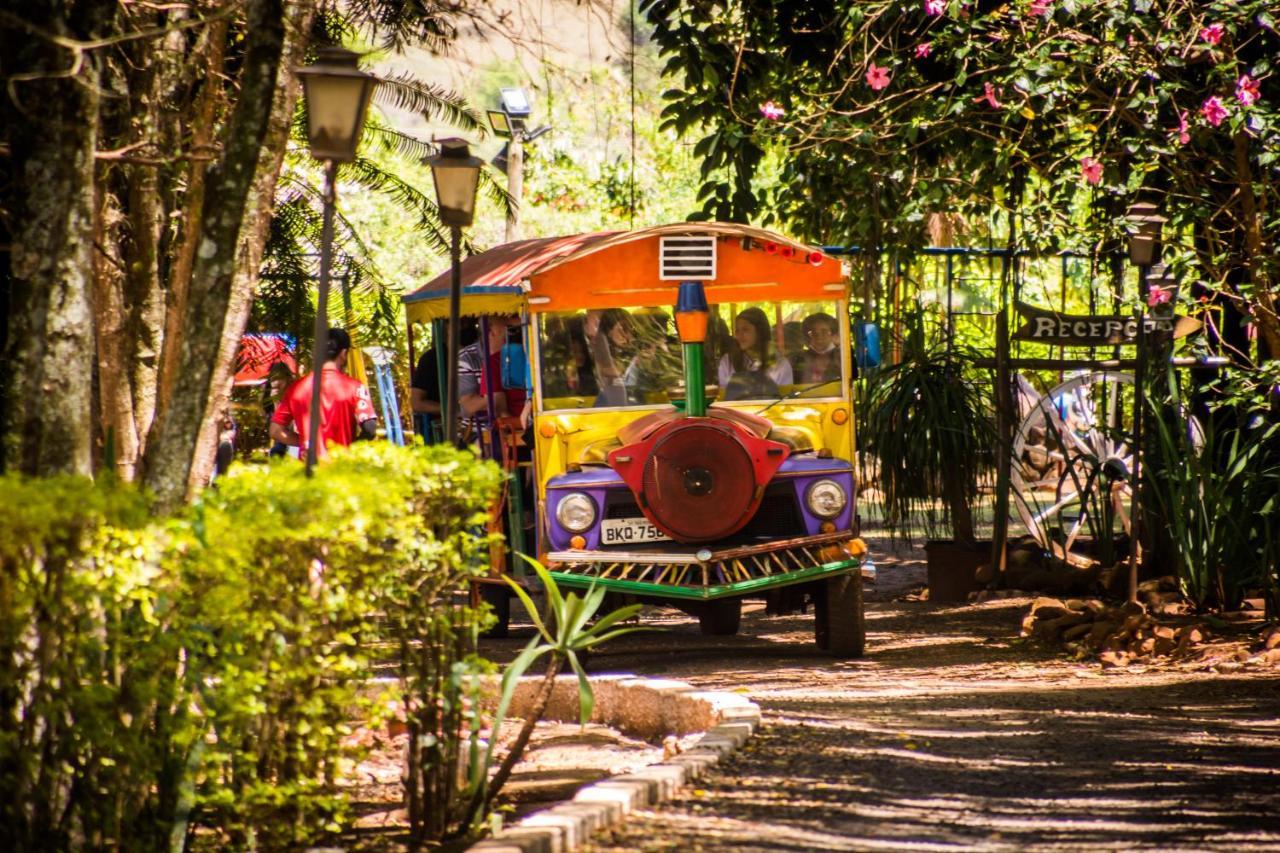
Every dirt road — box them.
[567,541,1280,852]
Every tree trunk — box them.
[184,0,316,495]
[142,0,311,509]
[0,1,117,477]
[92,191,140,476]
[1232,132,1280,362]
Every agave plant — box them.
[457,556,645,834]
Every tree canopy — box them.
[644,0,1279,361]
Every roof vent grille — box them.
[659,235,716,281]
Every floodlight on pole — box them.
[487,109,512,137]
[499,87,531,126]
[296,46,378,476]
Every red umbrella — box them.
[233,334,298,386]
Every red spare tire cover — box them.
[641,422,757,542]
[609,418,790,544]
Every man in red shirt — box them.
[269,327,377,458]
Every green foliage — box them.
[645,0,1280,358]
[1147,368,1280,611]
[0,477,173,851]
[0,443,503,849]
[458,558,645,834]
[858,310,997,542]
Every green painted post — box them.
[683,342,706,417]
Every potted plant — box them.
[858,311,997,599]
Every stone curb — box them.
[467,677,760,853]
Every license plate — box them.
[599,518,670,545]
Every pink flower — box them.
[915,42,933,58]
[1174,111,1190,145]
[866,62,892,91]
[1236,74,1261,106]
[759,100,785,120]
[1029,0,1052,17]
[1080,156,1103,185]
[1147,286,1172,307]
[1199,23,1224,45]
[925,0,946,15]
[975,82,1002,109]
[1200,95,1228,127]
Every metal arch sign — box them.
[1011,301,1201,347]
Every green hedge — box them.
[0,443,501,850]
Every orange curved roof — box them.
[402,223,845,321]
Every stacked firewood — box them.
[1019,579,1280,670]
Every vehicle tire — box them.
[479,584,511,639]
[697,598,742,636]
[814,572,865,658]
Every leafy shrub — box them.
[0,476,182,851]
[1148,368,1280,611]
[0,442,502,850]
[858,311,996,542]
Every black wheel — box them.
[697,598,742,636]
[479,584,511,639]
[814,573,865,658]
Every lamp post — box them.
[1123,201,1167,602]
[296,47,378,476]
[488,87,551,242]
[426,138,482,448]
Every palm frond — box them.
[340,0,460,53]
[480,165,516,224]
[340,156,451,254]
[361,123,436,163]
[374,72,485,135]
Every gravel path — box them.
[560,539,1280,852]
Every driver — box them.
[717,307,793,400]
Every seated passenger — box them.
[588,308,634,407]
[541,316,598,400]
[717,307,793,400]
[624,311,681,403]
[791,312,841,385]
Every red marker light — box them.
[780,245,796,259]
[763,241,780,254]
[807,251,824,266]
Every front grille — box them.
[740,482,805,539]
[598,481,804,548]
[603,491,643,520]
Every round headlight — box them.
[805,479,847,519]
[555,492,597,533]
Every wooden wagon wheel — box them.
[1010,371,1136,568]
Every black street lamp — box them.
[296,47,378,475]
[1122,201,1166,602]
[425,138,482,447]
[1125,201,1167,267]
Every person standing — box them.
[458,315,527,436]
[269,328,377,458]
[411,320,475,444]
[263,361,297,458]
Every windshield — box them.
[535,300,846,411]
